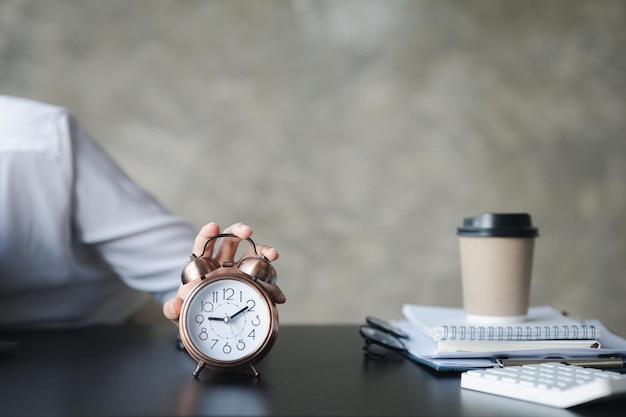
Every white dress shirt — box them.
[0,95,196,329]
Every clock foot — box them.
[192,361,206,378]
[250,363,260,377]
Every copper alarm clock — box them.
[178,233,279,378]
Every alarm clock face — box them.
[181,275,277,366]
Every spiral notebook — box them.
[402,304,600,342]
[391,316,626,372]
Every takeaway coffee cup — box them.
[457,213,539,324]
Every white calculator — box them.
[461,362,626,408]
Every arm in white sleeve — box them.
[67,113,196,304]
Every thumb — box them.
[163,297,184,322]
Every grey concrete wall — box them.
[2,0,625,334]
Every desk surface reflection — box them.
[1,324,624,416]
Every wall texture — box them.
[2,0,625,333]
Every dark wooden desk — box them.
[0,324,624,416]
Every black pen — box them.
[495,356,625,369]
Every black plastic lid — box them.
[457,213,539,238]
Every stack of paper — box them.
[392,304,626,371]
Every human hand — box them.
[163,222,286,323]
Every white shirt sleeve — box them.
[0,95,196,328]
[69,107,195,301]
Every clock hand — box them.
[229,306,249,320]
[217,306,250,336]
[206,314,231,324]
[206,306,249,324]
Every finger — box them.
[258,281,287,304]
[240,244,279,261]
[192,222,222,257]
[163,278,204,323]
[257,245,280,262]
[213,222,253,262]
[223,222,254,239]
[163,297,184,322]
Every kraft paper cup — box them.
[458,213,539,324]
